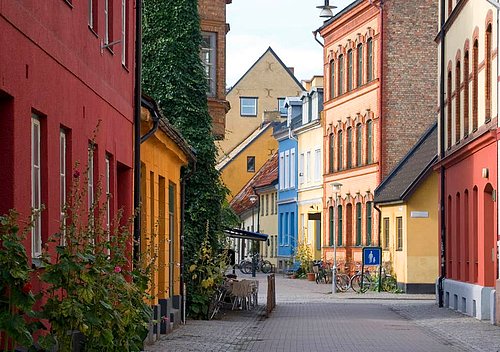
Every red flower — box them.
[114,266,122,273]
[73,170,80,178]
[22,282,32,294]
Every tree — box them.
[142,0,235,317]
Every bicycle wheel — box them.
[238,260,249,274]
[261,260,272,274]
[336,273,350,292]
[207,289,223,320]
[350,273,372,293]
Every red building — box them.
[436,1,498,322]
[0,0,136,286]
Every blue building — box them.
[274,97,302,270]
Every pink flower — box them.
[73,170,80,178]
[114,266,122,273]
[22,282,32,294]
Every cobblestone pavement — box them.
[145,274,500,352]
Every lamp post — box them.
[249,194,258,277]
[331,182,342,294]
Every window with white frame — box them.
[105,155,111,230]
[299,153,305,184]
[311,92,319,121]
[278,98,287,116]
[201,32,217,96]
[279,152,284,190]
[274,192,277,213]
[290,148,296,189]
[306,151,311,183]
[302,96,309,124]
[284,150,290,189]
[32,116,42,258]
[60,130,67,245]
[314,148,321,182]
[121,0,127,65]
[240,97,257,116]
[104,0,112,44]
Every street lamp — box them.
[316,0,337,18]
[249,194,258,277]
[331,182,342,294]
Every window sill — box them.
[31,257,45,269]
[241,115,258,118]
[88,25,99,38]
[63,0,74,8]
[122,63,129,72]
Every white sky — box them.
[226,0,355,87]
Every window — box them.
[356,124,362,167]
[260,195,265,216]
[447,70,452,148]
[396,216,403,250]
[240,97,257,116]
[265,194,269,216]
[356,203,362,246]
[357,44,363,87]
[314,149,321,182]
[274,193,277,214]
[347,50,353,91]
[278,98,287,116]
[472,40,478,130]
[366,202,372,245]
[88,0,98,32]
[367,38,373,82]
[290,148,296,188]
[104,0,113,45]
[347,127,352,169]
[448,0,452,16]
[464,51,469,136]
[32,116,42,258]
[366,120,373,164]
[299,152,304,184]
[306,151,311,183]
[279,152,284,190]
[329,206,334,246]
[270,193,274,215]
[284,150,290,189]
[329,134,334,173]
[201,32,217,97]
[60,130,67,245]
[88,143,95,210]
[338,54,344,95]
[338,130,343,170]
[455,61,461,143]
[330,60,335,99]
[337,205,343,246]
[247,156,255,172]
[486,24,492,121]
[121,0,127,65]
[383,217,389,249]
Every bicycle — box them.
[240,255,272,274]
[207,283,228,320]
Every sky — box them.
[226,0,354,87]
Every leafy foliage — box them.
[37,168,153,352]
[295,242,313,274]
[0,211,40,350]
[142,0,236,318]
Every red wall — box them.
[0,0,135,281]
[440,131,498,287]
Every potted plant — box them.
[295,242,314,281]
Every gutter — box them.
[140,98,160,144]
[438,0,446,308]
[133,0,143,264]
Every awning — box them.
[224,228,269,242]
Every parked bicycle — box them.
[349,265,398,293]
[238,255,272,274]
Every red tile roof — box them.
[230,153,278,215]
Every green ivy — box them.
[142,0,238,318]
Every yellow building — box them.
[374,124,438,293]
[217,47,304,161]
[217,114,280,201]
[140,96,195,329]
[296,77,324,260]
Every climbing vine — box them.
[142,0,237,317]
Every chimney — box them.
[262,110,282,123]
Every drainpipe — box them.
[133,0,143,264]
[140,99,161,144]
[312,30,325,48]
[438,0,446,308]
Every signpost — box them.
[362,247,382,292]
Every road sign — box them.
[363,247,381,266]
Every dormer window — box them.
[278,98,287,116]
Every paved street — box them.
[145,274,500,352]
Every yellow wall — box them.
[220,127,278,200]
[140,115,190,305]
[258,189,278,267]
[217,49,303,159]
[380,173,439,286]
[406,173,439,284]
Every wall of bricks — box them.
[381,0,438,178]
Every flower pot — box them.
[307,272,315,281]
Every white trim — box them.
[31,116,42,258]
[121,0,126,65]
[60,129,67,245]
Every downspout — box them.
[374,202,382,292]
[313,30,325,48]
[140,99,160,144]
[438,0,446,308]
[133,0,143,264]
